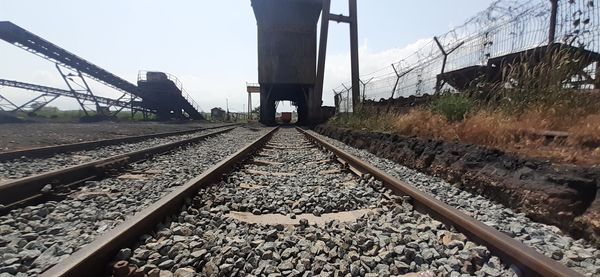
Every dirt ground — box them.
[0,122,225,152]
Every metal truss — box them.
[0,79,154,116]
[0,94,18,112]
[56,64,101,116]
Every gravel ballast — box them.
[0,127,267,276]
[111,128,517,277]
[309,129,600,276]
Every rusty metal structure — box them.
[251,0,359,125]
[0,21,203,120]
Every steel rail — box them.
[0,127,238,211]
[297,128,581,277]
[0,124,240,161]
[40,127,278,277]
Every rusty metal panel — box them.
[252,0,322,85]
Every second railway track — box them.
[0,124,239,180]
[38,127,581,277]
[0,126,268,275]
[0,125,241,210]
[0,124,239,162]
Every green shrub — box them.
[430,93,474,121]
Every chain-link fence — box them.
[334,0,600,112]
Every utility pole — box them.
[226,98,230,121]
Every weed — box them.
[429,92,474,121]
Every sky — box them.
[0,0,494,113]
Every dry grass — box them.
[328,48,600,165]
[330,107,600,165]
[568,114,600,148]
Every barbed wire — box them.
[335,0,599,112]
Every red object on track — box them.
[280,112,292,123]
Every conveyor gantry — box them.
[0,21,138,97]
[0,21,203,120]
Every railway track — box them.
[36,127,581,277]
[0,126,267,275]
[0,124,239,180]
[0,124,239,162]
[311,130,600,276]
[0,126,243,211]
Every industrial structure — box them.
[0,21,203,120]
[251,0,359,125]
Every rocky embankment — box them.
[315,125,600,245]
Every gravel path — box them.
[0,127,233,181]
[111,128,517,277]
[0,127,267,276]
[308,130,600,276]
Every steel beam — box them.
[314,0,331,123]
[328,13,350,23]
[349,0,360,109]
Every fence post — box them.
[548,0,558,44]
[434,36,465,94]
[390,63,401,99]
[333,89,340,113]
[342,84,351,117]
[359,77,374,102]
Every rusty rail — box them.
[0,124,240,161]
[40,127,278,277]
[0,127,238,211]
[297,127,581,277]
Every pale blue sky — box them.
[0,0,494,112]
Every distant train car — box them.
[280,112,292,124]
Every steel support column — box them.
[314,0,332,123]
[349,0,360,110]
[56,64,99,116]
[315,0,360,115]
